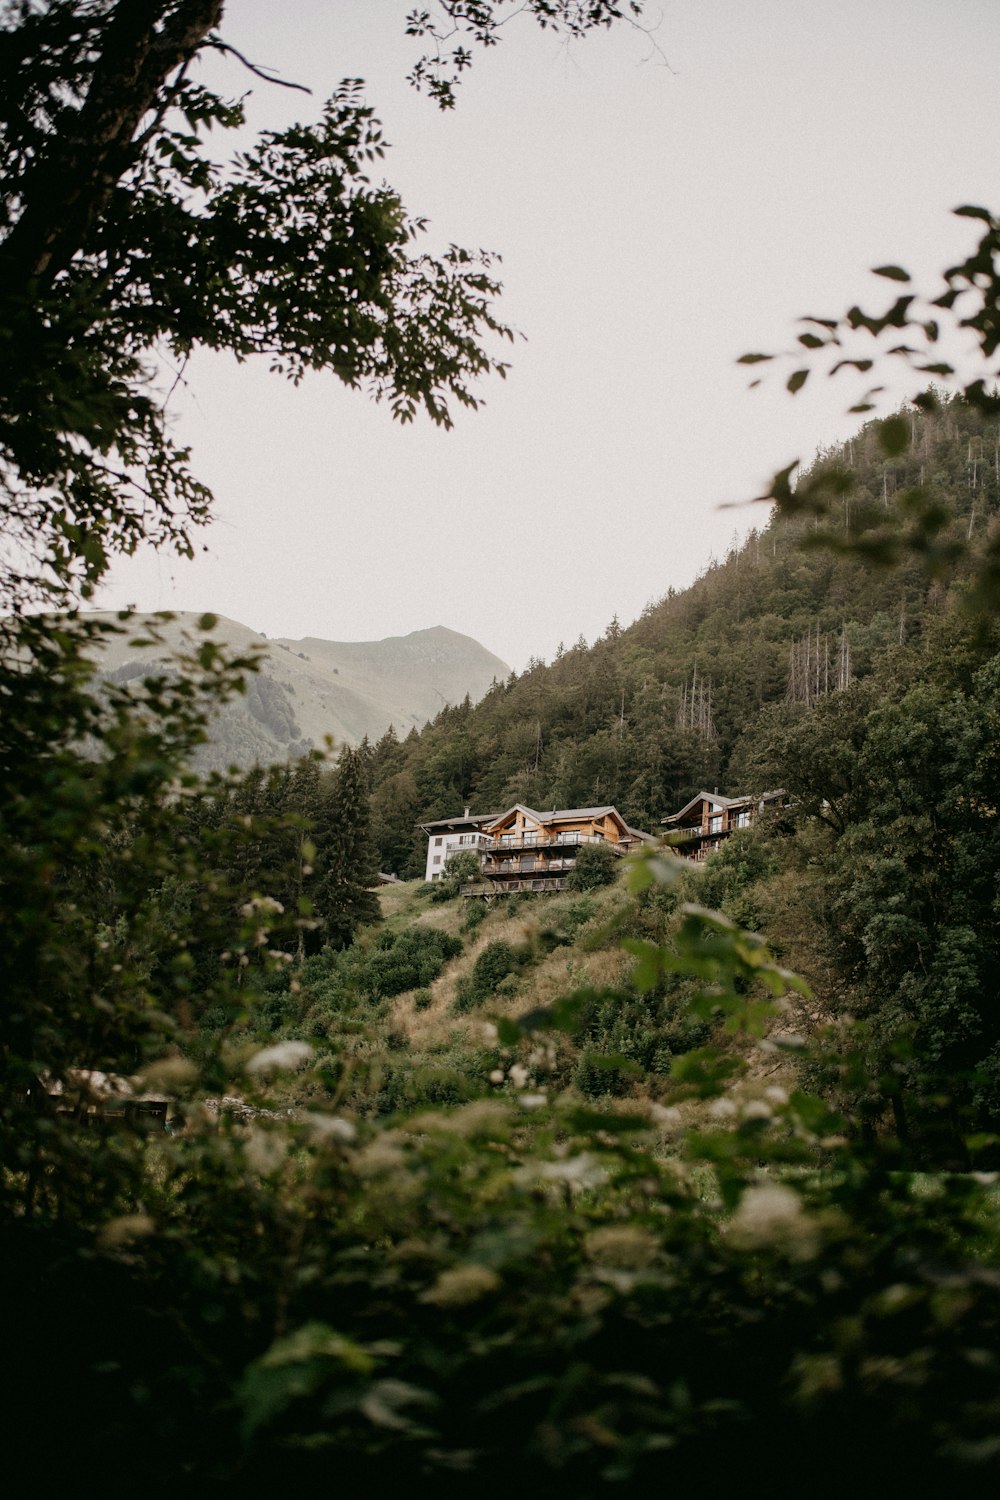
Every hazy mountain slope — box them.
[273,625,510,742]
[89,613,509,770]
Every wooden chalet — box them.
[456,804,655,897]
[662,789,787,861]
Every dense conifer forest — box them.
[370,393,1000,870]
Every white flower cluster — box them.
[245,1040,314,1076]
[421,1264,500,1307]
[239,895,286,917]
[728,1183,819,1259]
[534,1152,608,1192]
[300,1112,357,1144]
[243,1126,288,1176]
[647,1102,683,1130]
[488,1058,547,1109]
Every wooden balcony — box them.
[481,855,577,876]
[488,831,623,855]
[461,876,570,898]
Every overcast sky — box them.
[96,0,1000,671]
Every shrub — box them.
[454,940,525,1012]
[462,899,487,933]
[538,896,597,951]
[573,1048,632,1098]
[430,849,482,901]
[364,927,462,998]
[566,841,619,891]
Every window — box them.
[434,837,442,846]
[709,815,722,833]
[736,810,750,828]
[433,855,441,865]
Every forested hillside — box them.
[370,394,1000,875]
[8,4,1000,1494]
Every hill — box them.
[368,393,1000,874]
[89,613,510,770]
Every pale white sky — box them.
[97,0,1000,670]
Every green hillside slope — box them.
[371,395,1000,875]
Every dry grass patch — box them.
[392,909,533,1048]
[386,880,635,1050]
[376,879,427,922]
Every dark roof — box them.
[422,804,657,843]
[486,804,656,841]
[486,803,619,828]
[419,812,501,834]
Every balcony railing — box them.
[446,833,492,852]
[488,832,622,854]
[462,877,569,897]
[482,856,577,876]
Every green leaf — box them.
[669,1047,745,1097]
[872,264,911,282]
[762,461,799,505]
[622,937,668,993]
[786,369,809,394]
[239,1323,374,1438]
[964,1132,1000,1156]
[627,851,683,892]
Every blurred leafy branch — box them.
[742,204,1000,611]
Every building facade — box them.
[420,809,500,883]
[661,789,786,861]
[422,804,654,895]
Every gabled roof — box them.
[624,824,658,844]
[482,804,658,841]
[423,804,657,844]
[661,790,787,826]
[662,791,740,825]
[485,803,622,832]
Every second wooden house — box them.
[661,789,787,861]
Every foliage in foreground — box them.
[5,869,1000,1496]
[4,616,999,1496]
[4,6,1000,1491]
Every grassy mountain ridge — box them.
[89,613,510,770]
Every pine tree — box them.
[311,746,380,951]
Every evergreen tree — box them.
[311,745,380,950]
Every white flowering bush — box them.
[9,821,1000,1495]
[0,623,994,1493]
